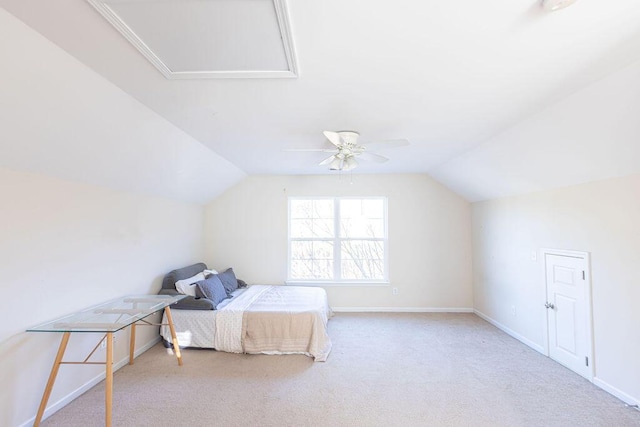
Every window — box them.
[288,197,388,283]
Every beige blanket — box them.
[216,285,332,361]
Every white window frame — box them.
[286,196,389,286]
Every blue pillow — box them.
[195,276,228,307]
[217,268,238,295]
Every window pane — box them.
[290,199,313,219]
[290,219,313,238]
[291,241,334,260]
[341,259,385,280]
[291,260,314,279]
[313,241,333,259]
[291,199,333,219]
[340,199,384,219]
[340,218,385,238]
[312,259,333,280]
[367,219,385,238]
[291,199,334,238]
[290,241,334,280]
[313,218,334,238]
[341,240,384,261]
[291,259,333,280]
[363,199,384,218]
[340,199,361,219]
[340,199,384,238]
[341,239,385,280]
[291,241,313,260]
[313,199,334,218]
[291,218,335,238]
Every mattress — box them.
[160,285,332,361]
[160,288,244,349]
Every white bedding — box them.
[159,288,244,349]
[160,285,333,361]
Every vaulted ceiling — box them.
[2,0,640,202]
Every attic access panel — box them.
[88,0,298,79]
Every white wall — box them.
[472,174,640,405]
[431,57,640,202]
[0,8,245,205]
[204,174,472,310]
[0,168,205,426]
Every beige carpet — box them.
[42,313,640,426]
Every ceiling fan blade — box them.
[359,152,389,163]
[362,139,409,150]
[323,131,343,147]
[319,155,336,166]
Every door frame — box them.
[540,248,595,381]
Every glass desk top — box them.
[27,294,186,333]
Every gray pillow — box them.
[217,268,238,295]
[195,276,228,307]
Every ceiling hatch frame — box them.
[87,0,299,79]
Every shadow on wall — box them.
[0,332,60,426]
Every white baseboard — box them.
[594,377,640,407]
[332,307,474,313]
[20,336,161,427]
[473,309,545,355]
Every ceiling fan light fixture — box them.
[541,0,578,11]
[328,157,344,170]
[343,156,358,171]
[289,130,409,172]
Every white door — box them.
[544,252,592,380]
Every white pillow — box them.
[204,269,219,277]
[175,272,206,297]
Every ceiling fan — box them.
[286,131,409,171]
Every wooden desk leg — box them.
[129,323,136,365]
[164,306,183,366]
[105,332,113,427]
[34,332,71,427]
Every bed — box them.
[158,263,332,361]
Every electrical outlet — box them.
[392,287,399,296]
[511,305,516,316]
[531,251,537,261]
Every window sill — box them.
[285,281,391,287]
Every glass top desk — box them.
[27,294,186,427]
